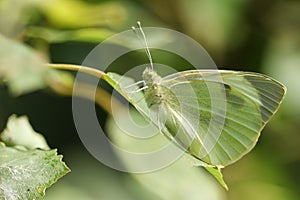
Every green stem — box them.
[47,63,122,115]
[48,63,105,79]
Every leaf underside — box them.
[0,115,70,200]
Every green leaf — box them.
[0,115,50,150]
[0,34,50,95]
[187,155,228,190]
[0,142,70,200]
[38,0,126,28]
[0,0,41,38]
[0,115,70,199]
[104,72,149,113]
[0,34,74,96]
[106,108,226,199]
[204,166,228,191]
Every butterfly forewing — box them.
[241,73,286,124]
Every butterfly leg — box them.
[121,80,148,94]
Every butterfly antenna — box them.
[132,21,154,71]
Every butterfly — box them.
[141,67,285,167]
[107,21,286,168]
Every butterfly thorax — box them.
[142,68,166,107]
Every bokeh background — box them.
[0,0,299,199]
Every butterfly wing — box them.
[156,70,286,166]
[106,70,286,167]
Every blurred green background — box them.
[0,0,299,199]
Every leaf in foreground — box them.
[0,143,70,200]
[0,115,50,150]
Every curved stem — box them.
[47,63,123,115]
[48,63,105,79]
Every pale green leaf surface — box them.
[0,0,41,38]
[104,72,149,116]
[0,34,74,95]
[106,109,227,198]
[204,166,228,191]
[0,142,70,200]
[0,115,50,150]
[0,34,49,95]
[188,155,228,190]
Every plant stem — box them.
[48,63,105,79]
[47,63,122,115]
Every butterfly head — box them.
[142,67,161,84]
[132,21,160,84]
